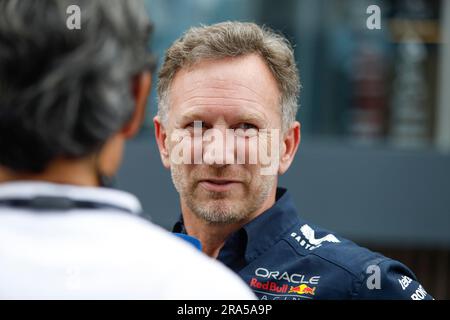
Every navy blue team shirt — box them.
[173,188,433,300]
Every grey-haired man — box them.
[154,21,433,300]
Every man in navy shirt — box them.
[154,21,433,300]
[173,188,432,299]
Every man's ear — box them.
[122,71,152,139]
[153,115,171,169]
[278,121,301,175]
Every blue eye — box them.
[185,121,205,129]
[235,123,258,130]
[234,123,259,138]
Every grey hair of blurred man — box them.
[0,0,154,176]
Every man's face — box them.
[157,54,284,224]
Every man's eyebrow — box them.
[175,111,204,125]
[175,110,269,127]
[236,113,268,125]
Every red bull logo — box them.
[288,284,316,296]
[249,278,289,293]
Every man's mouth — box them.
[198,179,241,192]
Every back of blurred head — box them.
[0,0,153,186]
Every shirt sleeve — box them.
[354,258,434,300]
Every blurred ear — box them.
[153,115,171,169]
[122,71,152,138]
[278,121,301,175]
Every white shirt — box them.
[0,181,255,300]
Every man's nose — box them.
[202,125,235,167]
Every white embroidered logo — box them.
[291,224,340,250]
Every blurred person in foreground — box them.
[153,21,433,300]
[0,0,255,299]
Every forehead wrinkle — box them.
[177,78,267,102]
[173,79,273,118]
[181,95,264,109]
[174,82,277,119]
[229,80,272,103]
[176,105,268,126]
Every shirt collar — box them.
[173,187,300,265]
[241,187,299,262]
[0,181,142,214]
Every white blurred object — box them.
[0,181,255,300]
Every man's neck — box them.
[181,189,277,258]
[0,158,99,187]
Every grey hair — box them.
[157,21,300,130]
[0,0,154,173]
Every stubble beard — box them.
[171,165,276,225]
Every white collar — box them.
[0,181,142,214]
